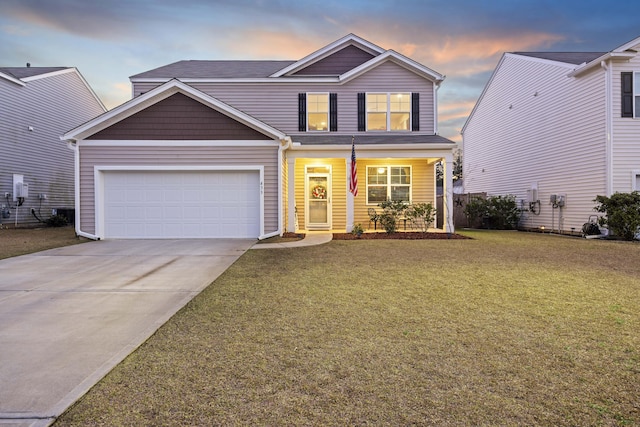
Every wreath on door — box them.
[312,185,326,199]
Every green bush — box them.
[594,191,640,241]
[46,214,68,227]
[405,202,436,232]
[378,199,407,234]
[464,195,521,230]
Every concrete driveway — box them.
[0,239,254,427]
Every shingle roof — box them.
[0,67,69,79]
[293,134,456,145]
[130,60,296,79]
[512,52,606,65]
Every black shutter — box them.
[298,93,307,131]
[622,72,633,118]
[357,92,366,131]
[329,93,338,132]
[411,92,420,131]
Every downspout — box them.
[65,139,100,240]
[433,81,441,134]
[601,60,614,196]
[259,136,292,240]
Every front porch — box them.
[283,146,456,234]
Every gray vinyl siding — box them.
[0,70,105,227]
[78,145,279,235]
[612,53,640,193]
[133,61,436,135]
[463,54,607,232]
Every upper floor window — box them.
[358,92,418,131]
[621,72,640,118]
[366,165,412,204]
[298,93,337,132]
[307,93,329,131]
[366,93,411,131]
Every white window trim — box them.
[307,92,329,132]
[633,73,640,118]
[366,92,411,132]
[365,165,412,205]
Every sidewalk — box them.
[251,232,332,249]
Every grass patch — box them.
[55,231,640,426]
[0,226,85,260]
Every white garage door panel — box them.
[104,170,260,238]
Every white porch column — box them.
[346,156,354,232]
[442,152,455,233]
[287,159,296,232]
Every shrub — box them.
[378,199,407,234]
[46,214,68,227]
[405,202,436,232]
[594,191,640,241]
[464,195,521,230]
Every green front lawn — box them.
[56,231,640,426]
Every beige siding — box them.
[353,159,435,229]
[294,158,347,231]
[612,55,640,192]
[1,70,104,226]
[78,144,279,235]
[133,62,436,136]
[464,54,608,232]
[292,157,434,231]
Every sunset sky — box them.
[1,0,639,143]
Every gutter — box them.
[601,60,614,196]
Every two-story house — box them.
[1,66,106,227]
[62,34,456,240]
[462,36,640,234]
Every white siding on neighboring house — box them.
[612,53,640,193]
[132,61,436,135]
[0,69,105,227]
[463,54,607,233]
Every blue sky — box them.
[1,0,639,143]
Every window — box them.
[307,93,329,131]
[621,72,640,118]
[299,93,337,131]
[366,166,411,204]
[366,93,411,131]
[634,73,640,117]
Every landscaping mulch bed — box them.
[333,232,470,240]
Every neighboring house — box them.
[462,36,640,234]
[62,34,457,240]
[0,66,106,227]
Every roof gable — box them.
[87,93,272,140]
[270,34,385,77]
[290,44,376,76]
[63,79,286,142]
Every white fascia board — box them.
[269,34,386,77]
[612,36,640,53]
[339,51,445,84]
[20,67,74,82]
[63,79,286,142]
[77,140,281,147]
[568,52,636,77]
[286,143,455,158]
[0,71,25,86]
[130,77,341,84]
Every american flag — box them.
[349,136,358,197]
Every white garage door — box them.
[103,170,260,238]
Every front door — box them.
[306,166,331,230]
